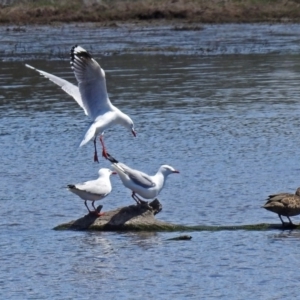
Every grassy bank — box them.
[1,0,300,25]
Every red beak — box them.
[132,129,137,137]
[112,171,117,175]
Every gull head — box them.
[120,113,136,137]
[128,119,136,137]
[159,165,180,176]
[98,168,117,177]
[131,127,136,137]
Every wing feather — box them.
[70,46,111,120]
[75,180,110,196]
[25,64,88,116]
[115,163,155,188]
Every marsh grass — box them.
[1,0,300,24]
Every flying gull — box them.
[26,45,136,162]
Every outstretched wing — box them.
[70,45,111,120]
[25,64,88,116]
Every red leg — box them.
[94,211,105,216]
[99,134,108,159]
[92,201,105,217]
[84,200,93,214]
[93,138,99,163]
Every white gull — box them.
[26,45,136,162]
[67,168,116,216]
[106,153,179,204]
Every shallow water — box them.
[1,24,300,299]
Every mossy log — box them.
[54,199,175,231]
[54,199,300,231]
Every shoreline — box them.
[1,0,300,25]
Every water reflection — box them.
[120,232,161,249]
[269,230,300,241]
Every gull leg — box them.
[91,201,97,211]
[93,138,99,163]
[132,192,148,205]
[92,201,105,216]
[100,134,108,159]
[131,192,140,204]
[84,200,93,214]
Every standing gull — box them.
[263,187,300,226]
[26,45,136,162]
[67,168,116,216]
[106,153,179,204]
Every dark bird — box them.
[263,187,300,226]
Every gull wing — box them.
[70,46,111,120]
[75,180,110,196]
[115,163,156,189]
[25,64,88,116]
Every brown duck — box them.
[263,187,300,226]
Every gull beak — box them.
[112,171,117,175]
[132,129,137,137]
[173,170,180,174]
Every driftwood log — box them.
[54,199,182,231]
[54,199,300,231]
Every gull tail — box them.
[79,122,97,147]
[111,163,126,174]
[106,153,119,164]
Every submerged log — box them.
[54,199,300,231]
[167,235,193,241]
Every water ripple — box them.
[2,47,300,298]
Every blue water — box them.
[1,24,300,299]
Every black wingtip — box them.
[106,152,119,164]
[67,184,75,189]
[70,45,93,70]
[70,45,77,64]
[71,45,92,59]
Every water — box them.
[1,24,300,299]
[2,23,300,59]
